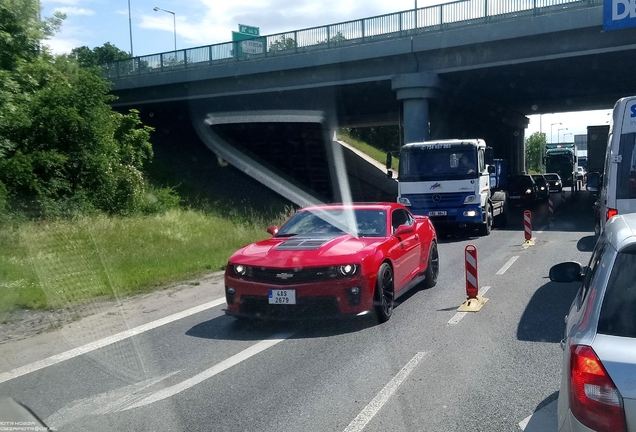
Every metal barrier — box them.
[102,0,602,80]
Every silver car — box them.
[550,213,636,432]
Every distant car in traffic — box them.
[549,213,636,432]
[507,175,538,207]
[576,166,586,183]
[544,173,563,193]
[531,174,549,201]
[224,203,439,323]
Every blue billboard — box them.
[604,0,636,31]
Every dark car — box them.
[544,173,563,193]
[531,174,549,200]
[507,175,538,207]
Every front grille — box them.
[240,295,340,318]
[403,193,467,208]
[428,216,457,223]
[246,266,340,285]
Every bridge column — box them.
[392,73,442,144]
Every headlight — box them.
[463,210,477,217]
[398,197,411,206]
[463,195,478,204]
[555,182,560,185]
[338,264,358,276]
[525,189,532,194]
[234,264,247,276]
[540,186,545,190]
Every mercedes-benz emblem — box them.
[276,272,294,280]
[432,194,441,202]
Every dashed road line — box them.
[496,256,520,275]
[0,297,227,385]
[447,286,491,325]
[343,351,427,432]
[122,331,296,410]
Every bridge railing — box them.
[102,0,601,80]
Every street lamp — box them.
[550,122,561,144]
[558,127,568,143]
[153,6,176,51]
[128,0,133,56]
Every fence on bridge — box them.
[102,0,602,80]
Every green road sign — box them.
[238,24,259,36]
[231,31,264,57]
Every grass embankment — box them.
[337,132,400,172]
[0,208,288,313]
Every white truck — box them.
[387,139,507,236]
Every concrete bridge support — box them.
[392,73,442,144]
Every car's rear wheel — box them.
[422,241,439,289]
[375,262,394,323]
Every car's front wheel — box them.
[375,262,394,323]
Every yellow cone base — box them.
[523,239,535,247]
[457,295,489,312]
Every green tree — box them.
[0,0,170,218]
[69,42,130,68]
[525,131,547,173]
[269,37,297,52]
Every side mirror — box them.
[267,226,279,236]
[485,147,494,165]
[386,170,393,179]
[549,262,584,283]
[394,224,414,237]
[488,165,495,174]
[385,152,392,170]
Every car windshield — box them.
[508,176,533,188]
[398,145,478,181]
[544,174,559,181]
[276,209,387,238]
[532,176,546,186]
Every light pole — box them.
[414,0,418,28]
[550,122,561,144]
[128,0,133,56]
[564,133,573,142]
[153,6,176,51]
[558,128,568,143]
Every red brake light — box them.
[606,208,618,221]
[569,345,626,432]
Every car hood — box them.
[230,234,384,267]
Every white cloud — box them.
[43,37,82,54]
[55,7,95,16]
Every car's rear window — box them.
[598,251,636,338]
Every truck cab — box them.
[391,139,506,236]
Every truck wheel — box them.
[497,207,508,228]
[478,207,492,236]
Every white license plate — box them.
[268,289,296,305]
[510,196,521,199]
[428,211,447,216]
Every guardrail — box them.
[102,0,601,80]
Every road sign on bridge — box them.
[232,24,264,57]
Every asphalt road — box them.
[0,189,597,432]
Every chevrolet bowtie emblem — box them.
[276,272,294,280]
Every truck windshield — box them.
[398,146,478,182]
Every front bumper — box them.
[224,274,375,320]
[409,205,483,226]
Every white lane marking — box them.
[447,286,492,325]
[123,331,296,410]
[0,297,227,385]
[447,312,467,325]
[496,256,520,275]
[518,399,558,431]
[343,352,427,432]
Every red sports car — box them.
[224,203,438,322]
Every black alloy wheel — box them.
[423,241,439,288]
[375,262,394,323]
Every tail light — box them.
[606,208,618,221]
[569,345,626,432]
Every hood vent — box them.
[275,237,337,251]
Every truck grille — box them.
[403,193,467,208]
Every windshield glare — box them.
[276,209,388,238]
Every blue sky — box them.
[40,0,614,136]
